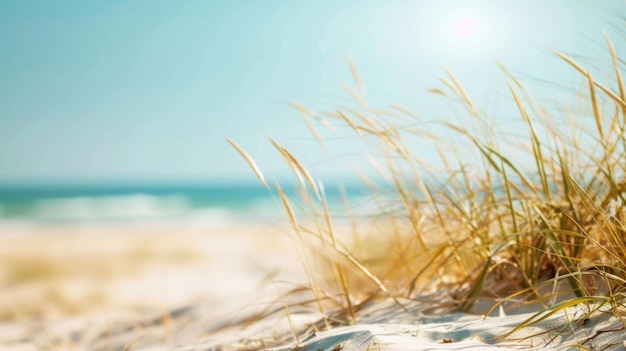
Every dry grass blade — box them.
[461,241,514,313]
[275,181,330,328]
[226,137,268,188]
[501,159,519,234]
[507,82,551,202]
[555,51,626,109]
[335,265,357,324]
[497,296,610,342]
[343,83,368,107]
[495,58,524,90]
[284,304,300,346]
[269,138,320,198]
[531,205,584,298]
[389,103,418,119]
[290,102,328,150]
[122,335,146,351]
[349,56,366,97]
[438,77,460,99]
[289,102,316,117]
[445,68,480,119]
[444,121,538,196]
[428,88,448,97]
[585,71,604,141]
[303,114,328,150]
[604,34,626,123]
[276,181,298,230]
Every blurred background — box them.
[1,0,623,185]
[0,0,624,327]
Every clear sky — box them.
[0,1,623,185]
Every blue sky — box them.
[0,1,623,185]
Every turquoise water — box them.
[0,183,370,224]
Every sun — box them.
[452,16,478,39]
[412,1,503,58]
[436,10,490,52]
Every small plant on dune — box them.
[228,34,625,343]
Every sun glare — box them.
[436,10,491,53]
[453,16,477,39]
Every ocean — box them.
[0,182,372,226]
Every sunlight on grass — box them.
[229,34,626,344]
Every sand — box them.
[0,219,306,350]
[1,219,625,351]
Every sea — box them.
[0,182,374,227]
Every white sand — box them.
[1,220,625,351]
[0,219,306,350]
[261,301,626,350]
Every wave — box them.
[31,193,190,222]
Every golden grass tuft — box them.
[229,34,626,343]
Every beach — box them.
[0,217,308,350]
[2,217,626,351]
[1,2,624,349]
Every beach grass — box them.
[229,34,626,345]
